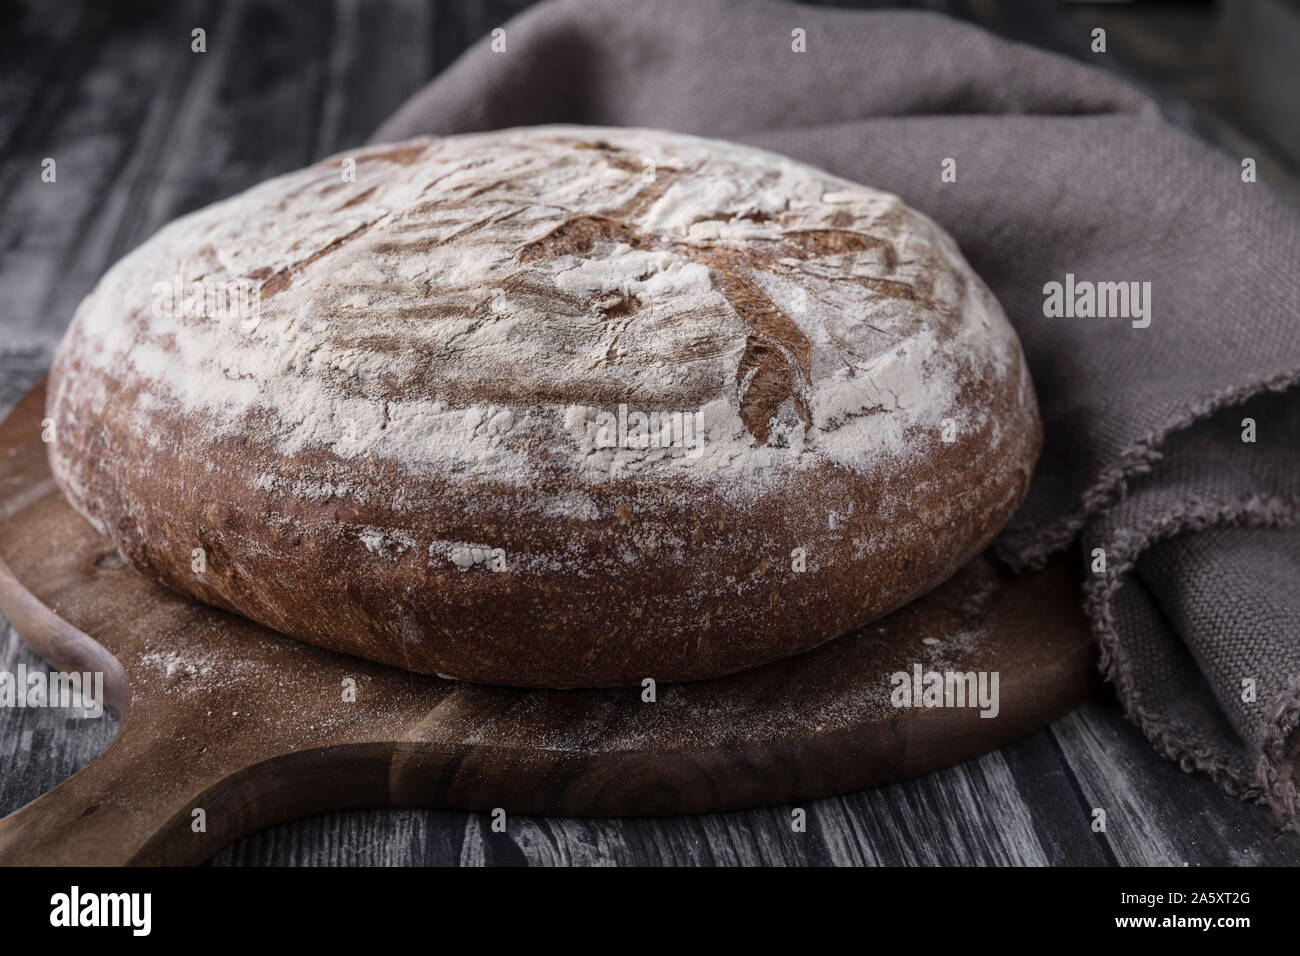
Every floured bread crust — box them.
[46,125,1040,687]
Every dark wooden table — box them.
[2,0,1297,866]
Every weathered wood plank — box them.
[0,1,214,347]
[130,0,335,228]
[834,750,1051,866]
[206,752,1057,867]
[315,0,433,155]
[0,623,120,821]
[997,726,1113,866]
[0,1,97,156]
[1050,695,1300,866]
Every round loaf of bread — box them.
[46,125,1040,688]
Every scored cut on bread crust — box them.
[46,125,1041,687]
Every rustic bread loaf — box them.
[46,125,1040,688]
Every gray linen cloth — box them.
[373,0,1300,819]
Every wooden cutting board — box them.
[0,381,1096,865]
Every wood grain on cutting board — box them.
[0,381,1095,865]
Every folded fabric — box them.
[373,0,1300,820]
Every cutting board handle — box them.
[0,533,230,865]
[0,379,1100,864]
[0,735,194,866]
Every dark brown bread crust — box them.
[45,126,1041,687]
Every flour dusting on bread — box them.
[60,126,1019,501]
